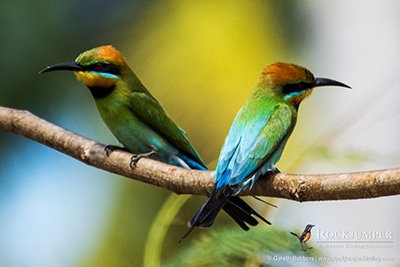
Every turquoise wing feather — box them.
[215,102,295,189]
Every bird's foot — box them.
[269,165,281,174]
[130,151,157,169]
[301,245,312,251]
[104,145,129,157]
[263,166,280,178]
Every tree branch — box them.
[1,106,399,202]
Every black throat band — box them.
[87,85,115,99]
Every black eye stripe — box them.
[86,63,121,75]
[282,82,314,95]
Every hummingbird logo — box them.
[290,224,315,251]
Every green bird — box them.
[182,62,351,240]
[40,45,205,169]
[40,45,268,233]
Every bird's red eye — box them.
[95,62,103,70]
[298,82,304,89]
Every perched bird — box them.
[290,224,315,251]
[183,63,350,240]
[40,45,266,234]
[40,45,205,169]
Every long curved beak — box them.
[314,78,351,89]
[39,62,85,74]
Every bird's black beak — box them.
[39,62,85,74]
[314,78,351,89]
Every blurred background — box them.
[0,0,399,266]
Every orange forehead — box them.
[96,45,126,65]
[76,45,127,67]
[261,62,315,85]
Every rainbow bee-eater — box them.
[183,62,350,240]
[40,45,267,232]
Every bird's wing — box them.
[129,91,206,168]
[215,103,295,187]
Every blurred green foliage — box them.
[163,226,325,267]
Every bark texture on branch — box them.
[1,106,399,202]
